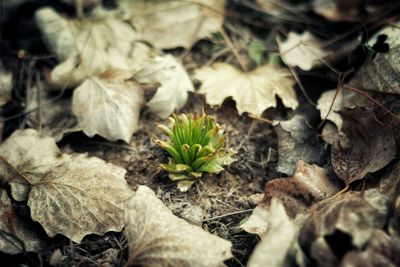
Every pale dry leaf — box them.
[134,55,194,118]
[331,107,397,185]
[279,31,359,71]
[317,89,363,129]
[124,186,232,267]
[0,129,134,243]
[247,198,305,267]
[349,22,400,94]
[195,63,298,115]
[0,128,63,200]
[0,189,45,255]
[120,0,225,49]
[0,66,13,106]
[72,70,143,142]
[35,7,153,87]
[28,153,133,243]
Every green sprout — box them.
[156,113,236,191]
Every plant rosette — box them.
[156,113,236,191]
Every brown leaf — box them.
[0,189,45,255]
[299,191,389,260]
[242,161,340,235]
[124,186,232,267]
[340,230,400,267]
[331,107,396,185]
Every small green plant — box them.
[156,113,236,191]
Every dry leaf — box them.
[0,129,134,243]
[72,70,143,142]
[279,31,358,71]
[380,161,400,202]
[134,55,194,118]
[299,191,391,264]
[0,66,12,106]
[124,186,232,267]
[349,22,400,94]
[35,7,152,87]
[331,107,396,185]
[0,189,45,255]
[195,63,298,115]
[256,0,308,16]
[340,230,400,267]
[247,198,306,267]
[275,109,328,175]
[242,161,340,235]
[28,153,133,243]
[317,89,364,129]
[121,0,225,49]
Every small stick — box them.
[202,209,253,222]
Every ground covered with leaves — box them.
[1,0,400,267]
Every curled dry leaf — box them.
[72,70,143,143]
[274,109,328,175]
[120,0,225,49]
[349,22,400,94]
[242,161,340,235]
[124,186,232,267]
[0,189,45,255]
[299,191,391,264]
[35,7,152,87]
[331,107,396,185]
[134,55,194,118]
[195,63,298,116]
[317,89,364,130]
[247,198,306,267]
[0,129,134,243]
[279,31,359,71]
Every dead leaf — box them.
[247,198,306,267]
[0,129,134,243]
[195,63,298,115]
[121,0,225,49]
[331,107,396,185]
[256,0,308,16]
[28,153,133,243]
[35,7,153,87]
[124,186,232,267]
[279,31,358,71]
[349,22,400,94]
[242,161,340,235]
[134,55,194,118]
[275,109,328,175]
[340,230,400,267]
[299,191,389,259]
[380,161,400,202]
[72,70,143,143]
[312,0,394,22]
[0,189,45,255]
[0,66,12,106]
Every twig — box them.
[202,209,253,222]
